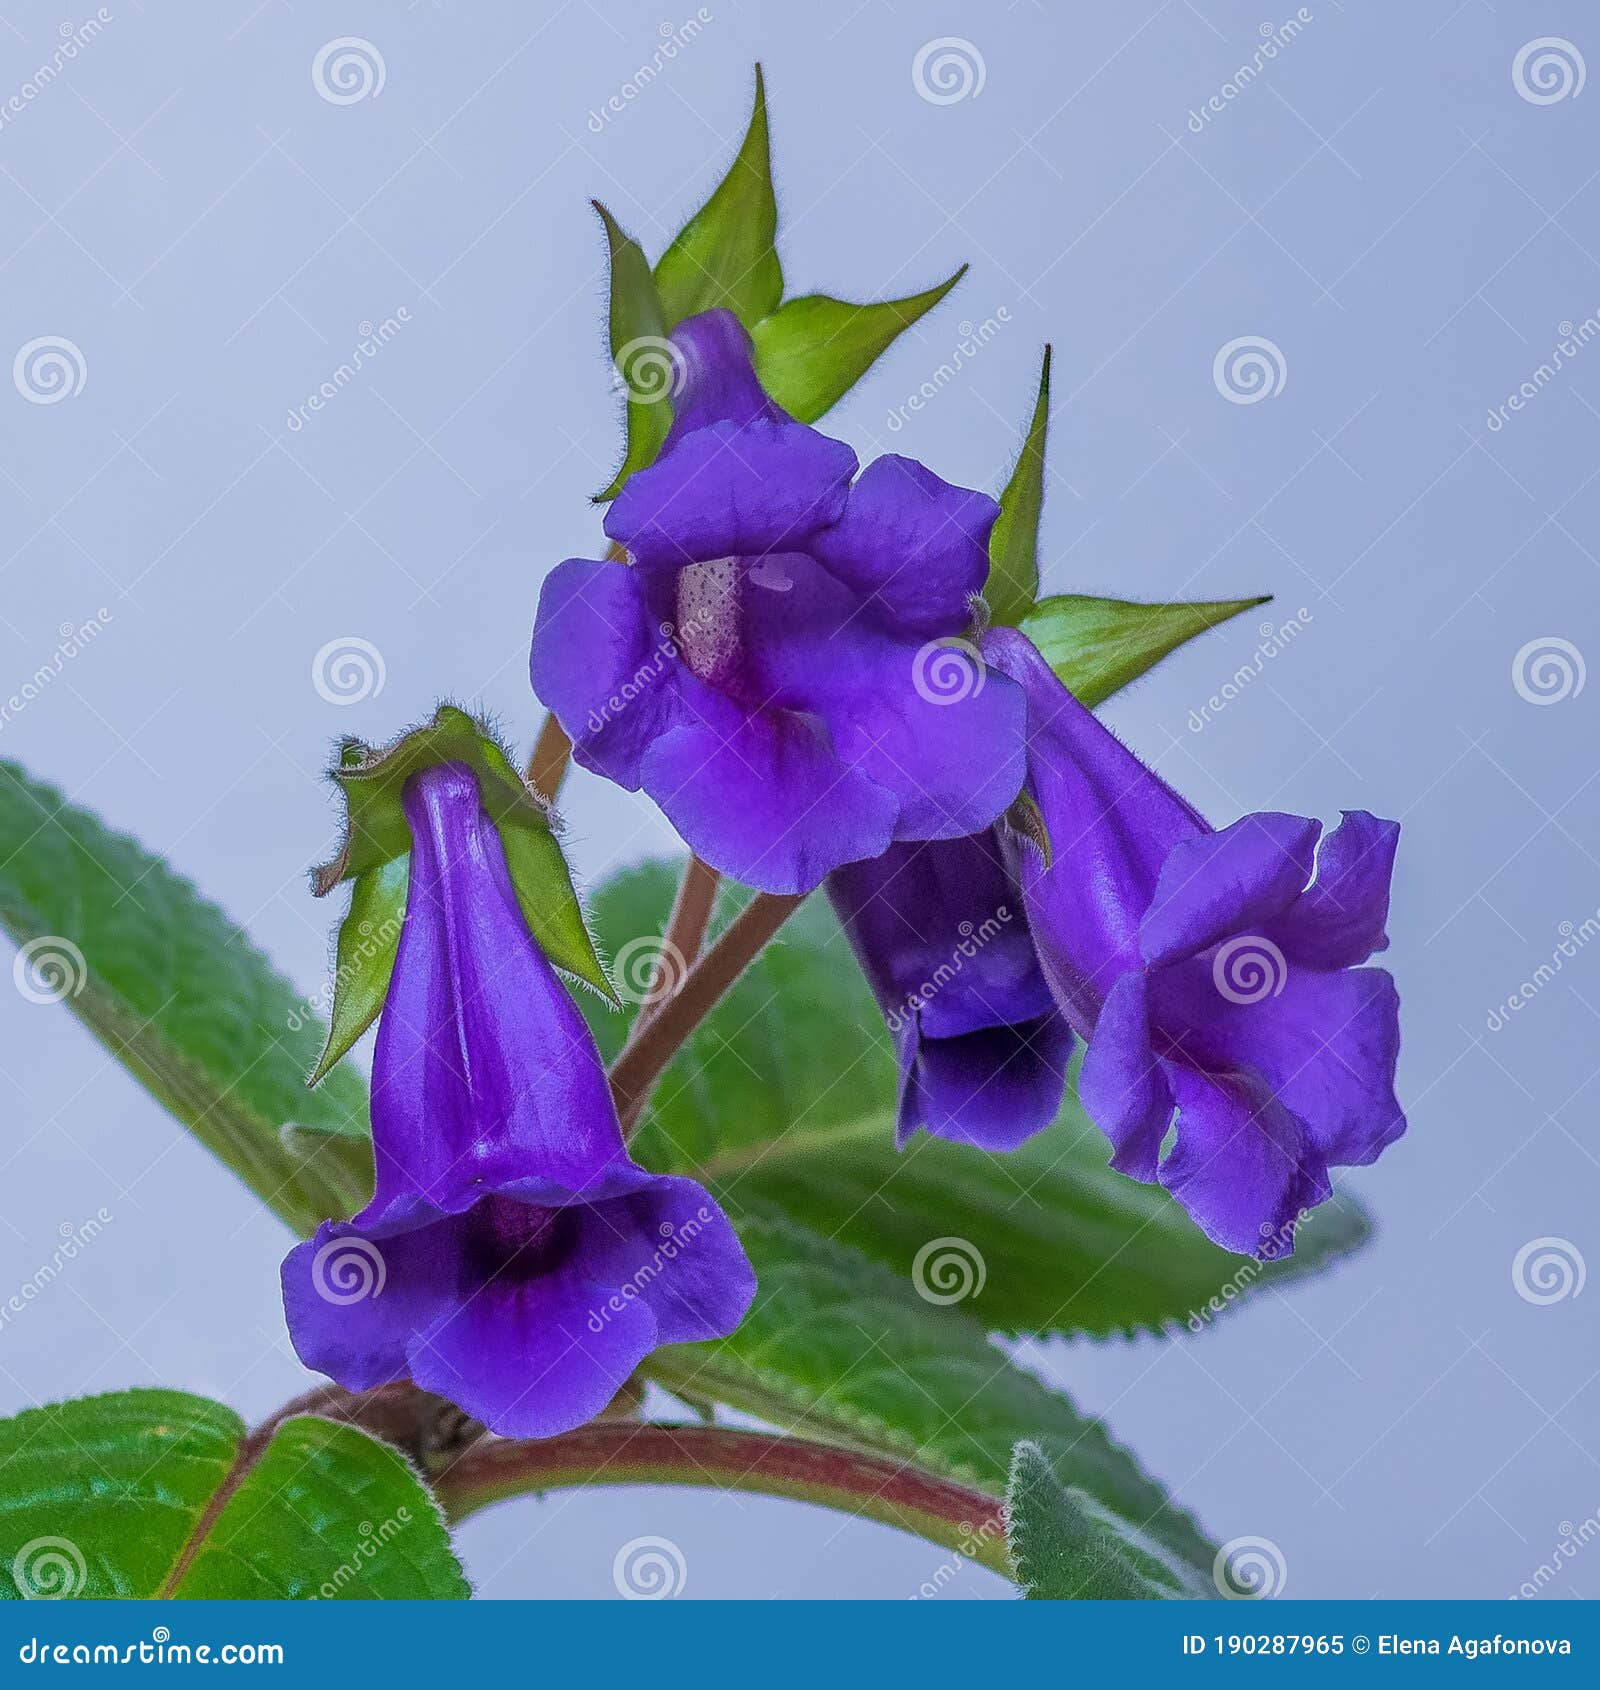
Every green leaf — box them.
[309,856,407,1086]
[1006,1439,1203,1600]
[750,269,967,423]
[986,347,1051,626]
[644,1205,1218,1596]
[578,863,1369,1339]
[0,1388,468,1600]
[1021,592,1272,709]
[311,704,612,1007]
[0,759,371,1234]
[593,200,675,503]
[653,65,782,330]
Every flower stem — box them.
[618,855,722,1133]
[434,1420,1012,1575]
[607,890,804,1124]
[527,713,572,803]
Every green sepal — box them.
[986,347,1051,626]
[593,200,674,503]
[653,64,783,330]
[311,704,615,1015]
[1006,1440,1210,1601]
[750,268,967,423]
[1021,592,1272,709]
[308,855,408,1086]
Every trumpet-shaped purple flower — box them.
[281,763,755,1439]
[531,309,1027,894]
[827,836,1071,1152]
[981,628,1404,1255]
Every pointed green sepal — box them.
[309,705,616,1077]
[593,200,675,503]
[307,855,408,1086]
[653,65,782,330]
[986,347,1051,627]
[1021,592,1273,710]
[750,267,967,423]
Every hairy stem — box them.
[607,891,804,1123]
[527,714,572,804]
[435,1421,1011,1574]
[619,855,722,1133]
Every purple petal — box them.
[1265,810,1399,970]
[664,310,782,438]
[574,1176,757,1345]
[640,709,898,894]
[1139,812,1323,969]
[605,418,857,568]
[408,1211,662,1441]
[1150,958,1405,1170]
[983,627,1202,1024]
[808,455,999,637]
[1157,1065,1329,1256]
[1077,972,1171,1183]
[369,764,632,1208]
[531,558,690,789]
[902,1015,1072,1152]
[281,1219,453,1393]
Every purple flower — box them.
[281,763,755,1439]
[983,628,1404,1256]
[531,309,1027,894]
[827,836,1071,1152]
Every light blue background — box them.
[1,0,1597,1600]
